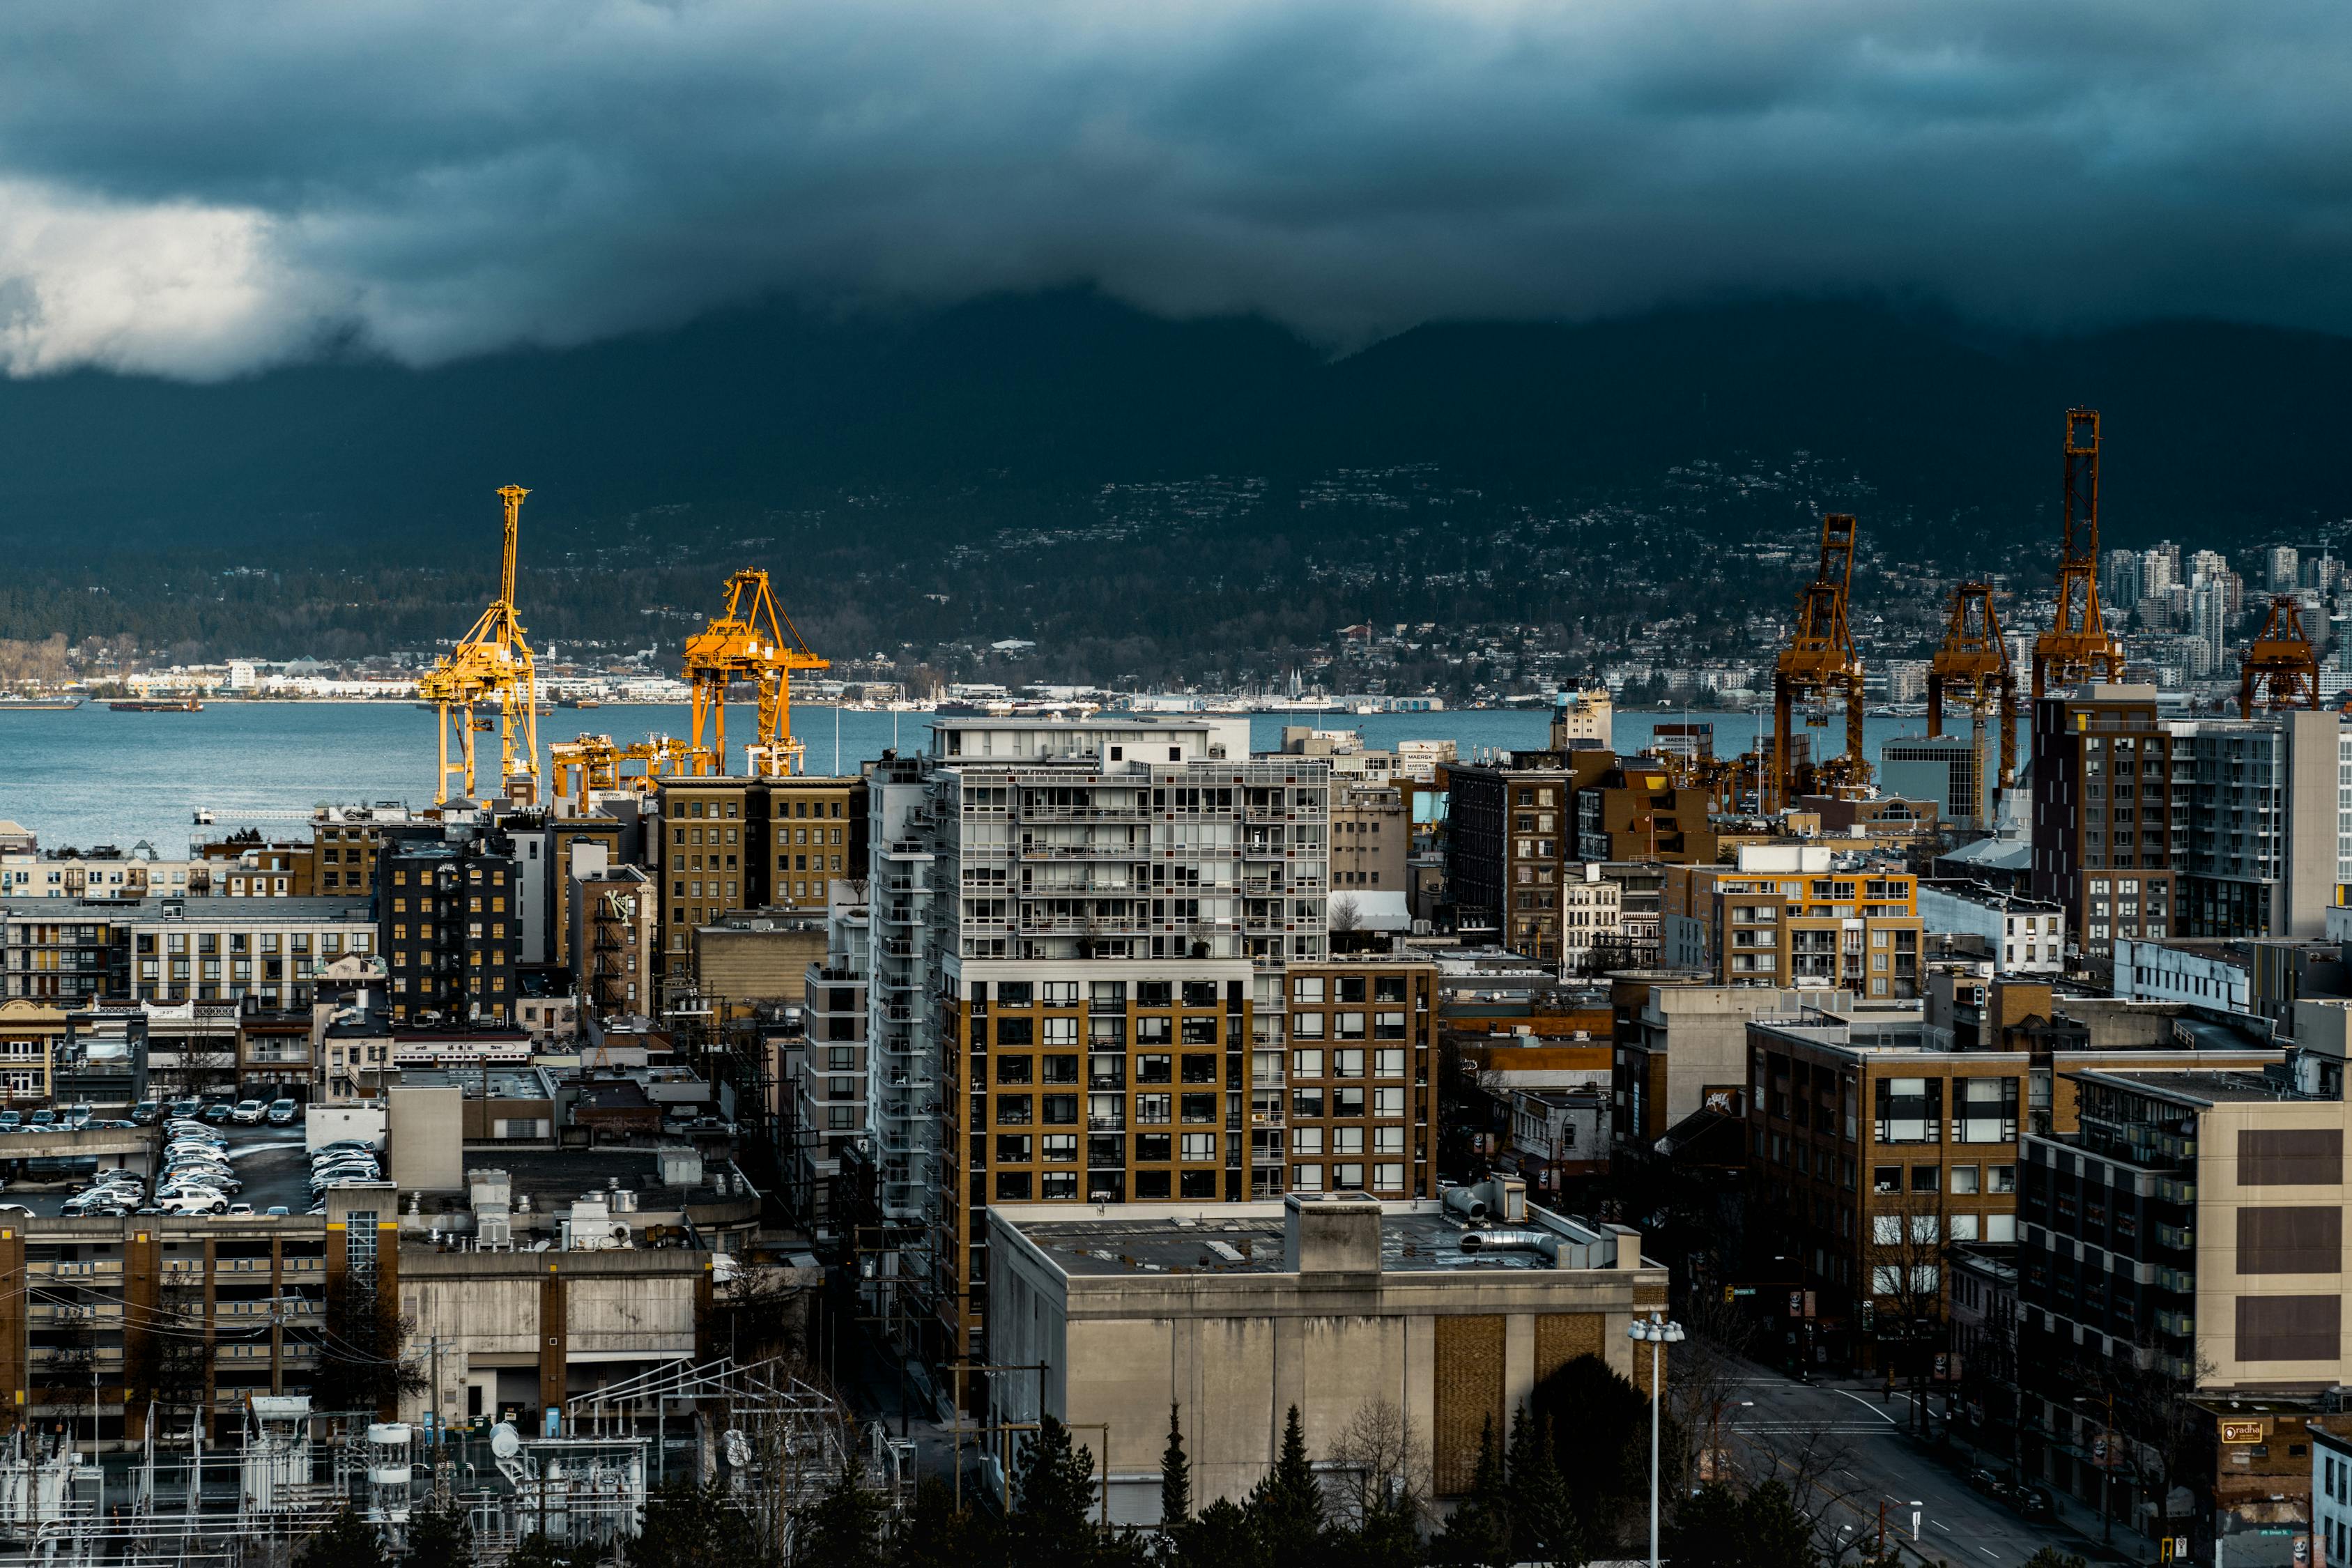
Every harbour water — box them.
[0,702,1972,853]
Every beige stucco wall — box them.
[987,1209,1661,1523]
[2194,1098,2352,1388]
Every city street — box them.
[1721,1367,2116,1567]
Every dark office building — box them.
[374,829,522,1028]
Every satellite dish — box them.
[723,1429,753,1468]
[490,1423,521,1460]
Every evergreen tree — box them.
[1013,1413,1103,1568]
[294,1508,390,1568]
[1506,1408,1583,1567]
[802,1456,888,1568]
[1160,1404,1192,1530]
[893,1478,995,1568]
[1247,1406,1325,1566]
[403,1490,474,1568]
[1181,1499,1269,1568]
[1438,1416,1511,1567]
[630,1476,771,1568]
[506,1535,604,1568]
[1741,1480,1817,1568]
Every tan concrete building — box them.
[693,911,828,1013]
[653,774,866,978]
[1330,782,1407,895]
[987,1192,1666,1519]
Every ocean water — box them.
[0,702,1969,854]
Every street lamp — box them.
[1629,1314,1688,1568]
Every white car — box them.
[155,1192,226,1215]
[229,1100,266,1125]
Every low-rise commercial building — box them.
[987,1192,1666,1521]
[1919,881,2068,974]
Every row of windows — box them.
[992,1132,1221,1163]
[134,931,363,955]
[387,866,507,886]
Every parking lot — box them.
[0,1123,329,1217]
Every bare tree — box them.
[1863,1187,1948,1432]
[1668,1291,1760,1486]
[1325,1398,1431,1529]
[2093,1337,2216,1544]
[1330,896,1362,934]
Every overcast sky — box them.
[1,0,2345,379]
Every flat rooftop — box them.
[2075,1068,2296,1105]
[0,896,376,921]
[397,1067,549,1098]
[997,1199,1629,1277]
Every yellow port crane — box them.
[682,569,829,776]
[2031,408,2125,700]
[550,732,691,815]
[417,486,539,805]
[1770,512,1869,813]
[1927,582,2017,823]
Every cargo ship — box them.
[0,695,84,712]
[108,697,204,713]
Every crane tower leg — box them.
[1926,672,1944,741]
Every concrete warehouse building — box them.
[985,1188,1667,1522]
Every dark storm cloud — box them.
[0,0,2347,377]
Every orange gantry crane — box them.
[417,485,539,805]
[2031,408,2125,701]
[682,569,830,776]
[1928,583,2017,815]
[549,732,691,815]
[1771,512,1869,813]
[2239,594,2323,716]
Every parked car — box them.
[26,1109,56,1129]
[155,1192,227,1216]
[230,1100,266,1125]
[266,1099,298,1126]
[129,1101,162,1125]
[201,1102,233,1124]
[0,1112,22,1132]
[2013,1487,2054,1520]
[264,1206,291,1217]
[224,1202,255,1217]
[167,1098,201,1119]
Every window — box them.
[1374,1087,1404,1117]
[996,1135,1032,1162]
[995,1172,1032,1201]
[1334,1012,1367,1040]
[1989,1165,2017,1194]
[1040,1172,1078,1199]
[994,1017,1033,1047]
[1136,1094,1171,1124]
[1950,1165,1980,1194]
[1291,1088,1325,1119]
[1911,1165,1939,1193]
[1375,1048,1405,1077]
[1041,1134,1077,1162]
[1181,1092,1217,1123]
[1292,1164,1325,1192]
[1334,1050,1365,1078]
[1043,1017,1078,1046]
[996,1094,1033,1125]
[1875,1077,1942,1143]
[1135,1133,1171,1162]
[1291,1012,1326,1040]
[1137,1054,1172,1084]
[1949,1214,1980,1242]
[1292,1049,1324,1078]
[1181,1132,1215,1162]
[1293,1127,1324,1155]
[1872,1166,1900,1194]
[1293,976,1325,1004]
[994,1056,1033,1085]
[1374,1162,1404,1192]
